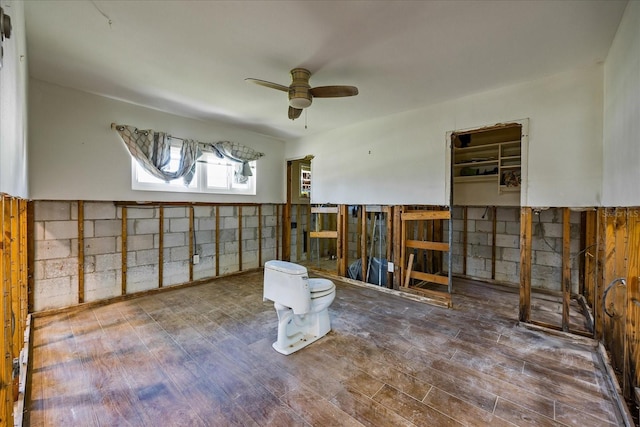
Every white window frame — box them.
[131,148,257,195]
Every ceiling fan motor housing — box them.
[288,68,312,109]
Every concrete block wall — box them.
[289,204,311,263]
[446,206,581,293]
[33,201,280,311]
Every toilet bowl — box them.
[263,260,336,355]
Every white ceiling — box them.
[24,0,627,140]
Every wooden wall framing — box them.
[0,195,29,426]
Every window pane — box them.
[206,163,229,188]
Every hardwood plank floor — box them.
[26,271,625,426]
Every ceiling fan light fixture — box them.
[289,96,312,109]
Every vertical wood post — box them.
[158,207,164,288]
[385,207,393,288]
[462,206,468,276]
[283,162,292,261]
[584,210,597,307]
[121,206,127,295]
[595,208,606,340]
[519,207,532,323]
[258,205,263,267]
[562,207,571,332]
[491,206,497,280]
[393,206,402,290]
[189,206,194,280]
[215,206,220,276]
[27,201,34,314]
[361,206,367,281]
[78,201,85,303]
[626,208,640,393]
[238,206,243,271]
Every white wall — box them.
[603,1,640,207]
[29,79,285,203]
[287,66,603,208]
[0,0,28,197]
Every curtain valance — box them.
[112,123,264,183]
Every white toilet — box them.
[263,260,336,355]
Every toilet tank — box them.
[263,260,311,314]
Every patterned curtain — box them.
[209,141,264,179]
[115,125,202,185]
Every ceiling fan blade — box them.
[288,106,302,120]
[245,78,289,92]
[310,85,359,98]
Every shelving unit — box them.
[300,165,311,198]
[453,139,521,192]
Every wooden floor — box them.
[26,271,624,426]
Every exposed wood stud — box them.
[121,206,127,295]
[584,210,597,307]
[562,207,571,332]
[393,206,402,290]
[595,207,606,340]
[295,206,302,262]
[238,206,243,271]
[189,206,194,280]
[385,207,393,288]
[519,207,532,323]
[491,206,497,280]
[78,201,85,303]
[275,204,280,260]
[284,162,292,261]
[462,206,468,275]
[258,205,262,266]
[159,206,164,288]
[215,206,220,276]
[361,206,367,282]
[627,209,640,392]
[27,201,34,314]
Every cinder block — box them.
[475,220,493,233]
[501,247,521,262]
[495,260,518,275]
[531,264,561,291]
[164,207,187,218]
[135,219,159,235]
[532,236,558,252]
[127,265,159,290]
[83,221,95,238]
[35,239,72,260]
[84,271,120,303]
[467,207,489,220]
[133,249,158,266]
[127,234,154,251]
[34,201,71,221]
[163,232,186,248]
[494,221,506,234]
[223,217,239,229]
[496,207,519,222]
[198,217,216,231]
[171,246,190,262]
[84,202,117,220]
[33,276,77,311]
[225,241,239,253]
[42,258,78,279]
[193,262,215,280]
[469,244,492,259]
[495,234,519,248]
[163,261,189,286]
[505,221,520,235]
[539,222,563,238]
[34,222,45,241]
[218,206,236,217]
[193,206,213,217]
[534,250,562,268]
[127,207,157,219]
[84,237,117,256]
[84,255,96,274]
[244,216,259,228]
[170,218,190,233]
[243,251,259,269]
[264,216,277,227]
[44,220,78,240]
[195,230,214,244]
[219,229,237,242]
[467,232,488,246]
[94,253,122,272]
[537,208,559,223]
[243,206,257,216]
[92,219,120,237]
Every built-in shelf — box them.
[453,139,521,191]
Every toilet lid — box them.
[264,260,307,275]
[309,278,334,293]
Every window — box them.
[132,148,256,195]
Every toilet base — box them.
[272,307,331,355]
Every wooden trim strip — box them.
[409,271,449,286]
[405,240,449,252]
[310,230,338,239]
[402,211,450,221]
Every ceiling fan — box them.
[245,68,358,120]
